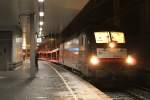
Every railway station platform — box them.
[0,60,111,100]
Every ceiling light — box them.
[39,31,42,35]
[39,21,44,26]
[39,12,44,17]
[37,38,42,43]
[38,0,44,2]
[39,27,43,31]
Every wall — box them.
[0,31,12,70]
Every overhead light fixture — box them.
[39,31,42,35]
[39,27,43,31]
[38,0,44,2]
[39,21,44,26]
[38,34,42,37]
[37,38,42,43]
[39,12,44,17]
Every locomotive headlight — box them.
[108,42,117,48]
[126,55,136,65]
[90,56,99,65]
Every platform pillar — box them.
[29,13,37,77]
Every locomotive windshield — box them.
[94,32,125,43]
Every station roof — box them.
[0,0,89,33]
[60,0,122,42]
[44,0,89,33]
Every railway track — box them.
[104,86,150,100]
[104,91,138,100]
[51,63,150,100]
[125,86,150,100]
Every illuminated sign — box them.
[111,32,125,43]
[94,32,110,43]
[94,32,125,43]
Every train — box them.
[38,31,138,82]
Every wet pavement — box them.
[0,60,111,100]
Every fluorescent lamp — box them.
[39,27,43,31]
[37,38,42,43]
[39,12,44,17]
[39,21,44,26]
[38,0,44,2]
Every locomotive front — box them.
[88,32,137,80]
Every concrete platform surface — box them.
[0,60,112,100]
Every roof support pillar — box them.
[29,13,37,77]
